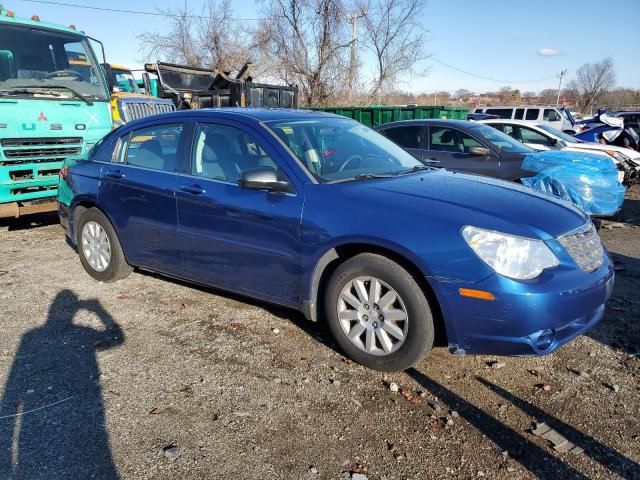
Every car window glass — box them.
[383,126,422,149]
[514,108,524,120]
[430,127,482,153]
[486,108,512,119]
[121,124,183,172]
[113,133,130,164]
[519,127,548,145]
[192,124,279,183]
[525,109,539,120]
[543,109,561,122]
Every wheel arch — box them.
[304,242,447,344]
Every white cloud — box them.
[538,48,561,57]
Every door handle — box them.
[423,158,440,163]
[180,184,206,195]
[104,170,125,179]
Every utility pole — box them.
[556,69,567,107]
[347,8,366,101]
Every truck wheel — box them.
[76,208,133,282]
[324,253,434,371]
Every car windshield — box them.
[266,118,427,182]
[536,123,580,143]
[471,124,535,154]
[112,68,141,93]
[0,24,109,101]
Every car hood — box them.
[337,169,589,240]
[569,141,640,164]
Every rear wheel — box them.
[324,253,434,371]
[76,208,132,282]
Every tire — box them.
[76,207,133,282]
[324,253,434,371]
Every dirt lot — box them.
[1,187,639,480]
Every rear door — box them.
[424,126,498,176]
[175,119,304,305]
[99,122,184,275]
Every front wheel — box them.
[76,208,133,282]
[324,253,434,371]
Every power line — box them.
[430,57,558,84]
[15,0,263,20]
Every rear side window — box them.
[115,124,183,172]
[514,108,524,120]
[474,108,484,113]
[543,109,561,122]
[430,127,482,153]
[485,108,513,119]
[525,109,540,120]
[382,126,422,149]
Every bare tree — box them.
[256,0,352,106]
[138,0,255,73]
[569,57,616,113]
[357,0,428,101]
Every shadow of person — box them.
[406,368,589,479]
[0,290,123,479]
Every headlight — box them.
[462,226,559,280]
[605,150,630,164]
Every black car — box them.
[377,119,534,180]
[467,113,499,121]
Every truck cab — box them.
[102,64,174,125]
[0,7,111,218]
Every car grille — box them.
[0,137,83,165]
[557,223,605,272]
[120,100,175,122]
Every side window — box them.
[486,108,513,119]
[514,108,524,120]
[474,108,484,113]
[493,124,515,136]
[543,109,561,122]
[383,126,422,149]
[122,124,183,172]
[525,109,540,120]
[430,127,482,153]
[192,124,279,183]
[519,127,549,145]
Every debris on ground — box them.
[531,422,584,454]
[388,382,399,393]
[163,445,180,461]
[488,361,506,369]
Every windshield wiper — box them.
[395,165,434,175]
[12,85,94,105]
[353,173,396,181]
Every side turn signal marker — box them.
[459,288,496,301]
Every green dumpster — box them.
[309,105,469,128]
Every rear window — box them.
[514,108,524,120]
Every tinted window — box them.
[543,109,561,122]
[525,109,539,120]
[119,124,183,172]
[470,124,534,154]
[486,108,513,119]
[383,126,422,149]
[192,124,278,183]
[474,108,484,113]
[514,108,524,120]
[430,127,483,153]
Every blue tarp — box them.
[521,150,625,216]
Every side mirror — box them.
[238,167,293,193]
[141,72,152,96]
[468,146,490,156]
[101,62,115,92]
[547,137,558,146]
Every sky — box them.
[8,0,640,94]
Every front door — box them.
[99,122,184,275]
[176,120,304,305]
[425,126,498,177]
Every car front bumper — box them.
[434,259,615,356]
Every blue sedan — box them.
[58,109,614,371]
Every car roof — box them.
[378,119,479,129]
[123,108,344,130]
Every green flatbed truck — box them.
[0,6,111,218]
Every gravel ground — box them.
[1,187,639,480]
